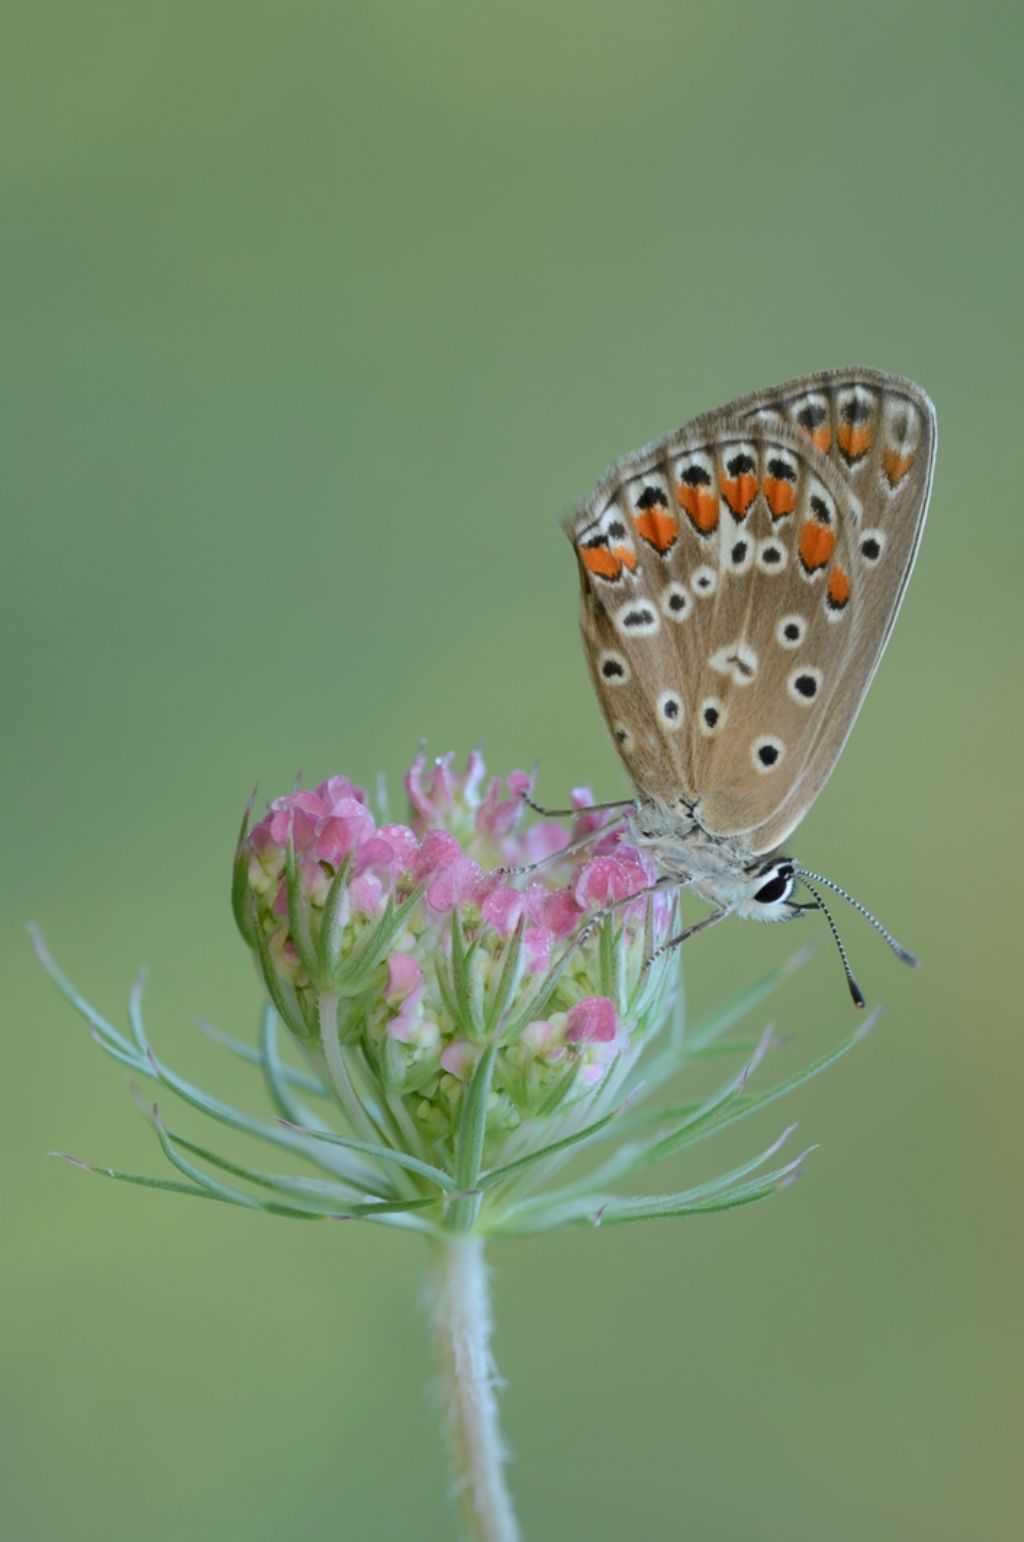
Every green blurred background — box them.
[4,3,1021,1538]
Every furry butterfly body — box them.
[565,367,936,966]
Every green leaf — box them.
[686,943,817,1051]
[318,857,353,978]
[195,1015,328,1096]
[149,1104,330,1216]
[586,1180,785,1225]
[286,1120,456,1192]
[315,991,398,1154]
[571,1039,768,1190]
[342,880,430,992]
[50,1152,224,1202]
[448,1031,502,1229]
[594,1143,816,1224]
[465,938,487,1041]
[588,1124,802,1221]
[503,933,577,1040]
[631,944,814,1095]
[497,1125,809,1233]
[598,910,621,1004]
[484,917,526,1035]
[677,1009,880,1149]
[447,910,473,1034]
[138,1040,383,1185]
[259,1002,315,1122]
[128,970,151,1056]
[85,1031,147,1075]
[161,1130,363,1206]
[250,911,310,1040]
[284,835,319,981]
[476,1100,628,1193]
[152,1108,434,1223]
[31,928,137,1059]
[230,789,258,946]
[685,1037,765,1059]
[254,1006,383,1193]
[533,1054,587,1118]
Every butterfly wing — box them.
[565,368,935,855]
[715,367,936,850]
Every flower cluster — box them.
[38,749,877,1541]
[42,747,842,1241]
[235,751,678,1157]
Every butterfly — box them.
[563,366,937,1004]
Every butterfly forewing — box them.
[566,367,935,857]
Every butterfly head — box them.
[735,857,802,922]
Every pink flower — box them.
[266,791,325,850]
[480,884,527,935]
[440,1039,476,1078]
[374,824,420,874]
[412,830,463,882]
[349,873,385,916]
[261,785,377,870]
[405,750,486,826]
[426,856,483,913]
[570,787,616,841]
[475,770,532,839]
[566,996,618,1044]
[523,925,553,973]
[521,1018,566,1065]
[266,925,302,979]
[573,847,653,909]
[238,750,679,1130]
[312,798,376,866]
[521,821,571,865]
[567,997,624,1086]
[536,887,584,938]
[386,953,424,1005]
[314,774,367,807]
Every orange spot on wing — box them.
[837,423,874,460]
[763,477,797,519]
[799,521,836,572]
[615,544,638,573]
[581,546,623,580]
[676,483,719,534]
[633,507,679,552]
[810,426,832,454]
[718,472,758,519]
[827,565,851,608]
[883,449,915,486]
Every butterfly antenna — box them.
[797,868,918,968]
[797,876,866,1009]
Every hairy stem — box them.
[429,1235,519,1542]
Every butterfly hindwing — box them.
[713,368,936,849]
[566,368,935,856]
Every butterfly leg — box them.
[496,817,630,877]
[521,790,634,820]
[644,907,728,970]
[574,874,677,947]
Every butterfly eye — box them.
[753,865,795,905]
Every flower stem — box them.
[429,1235,519,1542]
